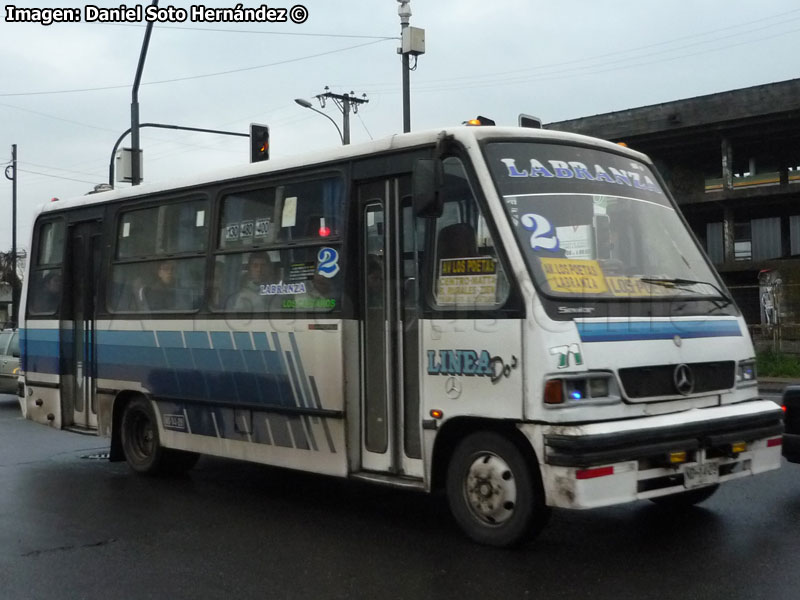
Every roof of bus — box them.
[36,125,651,217]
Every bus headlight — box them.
[544,373,619,406]
[736,359,757,387]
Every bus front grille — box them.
[618,361,736,400]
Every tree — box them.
[0,250,25,326]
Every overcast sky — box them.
[2,0,800,253]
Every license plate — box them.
[682,462,719,489]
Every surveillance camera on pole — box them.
[397,0,425,134]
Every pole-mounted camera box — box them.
[402,26,425,56]
[115,148,144,183]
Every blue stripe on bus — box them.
[23,328,319,413]
[576,320,742,342]
[184,331,210,349]
[233,332,253,351]
[156,330,184,348]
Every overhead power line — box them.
[362,22,800,96]
[103,22,397,40]
[336,8,800,92]
[18,169,98,185]
[20,161,105,179]
[0,39,391,98]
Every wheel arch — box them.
[430,417,540,492]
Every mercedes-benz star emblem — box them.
[673,364,695,395]
[445,377,462,399]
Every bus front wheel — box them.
[446,431,549,547]
[120,397,198,475]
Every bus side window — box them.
[212,176,345,315]
[430,157,510,309]
[109,200,207,313]
[28,220,65,316]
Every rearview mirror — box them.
[413,159,443,218]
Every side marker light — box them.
[669,451,687,464]
[576,466,614,480]
[544,380,563,404]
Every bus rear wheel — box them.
[446,431,549,547]
[120,397,198,475]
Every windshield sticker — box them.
[438,257,498,305]
[240,220,254,240]
[605,276,676,297]
[259,282,307,296]
[317,247,340,278]
[540,258,608,294]
[555,225,594,259]
[225,222,240,242]
[500,158,662,194]
[289,261,316,281]
[255,218,270,237]
[440,257,496,275]
[282,297,336,309]
[521,213,560,251]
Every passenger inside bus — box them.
[139,260,178,311]
[227,252,279,312]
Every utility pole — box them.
[9,145,16,325]
[312,87,369,145]
[3,145,17,326]
[397,0,425,133]
[131,0,158,186]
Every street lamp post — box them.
[294,98,345,145]
[131,0,159,186]
[295,91,368,146]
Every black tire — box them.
[120,397,199,476]
[650,484,719,507]
[446,431,549,547]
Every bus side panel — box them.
[95,318,348,478]
[20,322,63,427]
[421,318,524,420]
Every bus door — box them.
[61,220,102,431]
[358,176,423,478]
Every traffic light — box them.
[250,124,269,162]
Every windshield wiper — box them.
[638,277,733,309]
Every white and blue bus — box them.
[19,126,783,546]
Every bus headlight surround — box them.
[544,373,618,407]
[736,359,757,387]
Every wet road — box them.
[1,394,799,600]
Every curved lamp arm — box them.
[294,98,345,145]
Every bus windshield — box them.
[483,141,723,302]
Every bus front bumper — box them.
[530,400,784,509]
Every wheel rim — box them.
[463,451,517,526]
[127,408,155,464]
